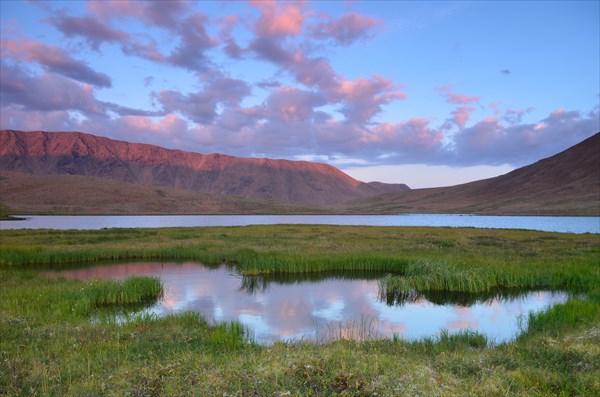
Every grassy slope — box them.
[1,226,599,395]
[341,133,600,216]
[0,171,329,215]
[339,184,600,216]
[3,168,599,216]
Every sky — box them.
[1,0,598,188]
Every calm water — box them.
[3,214,599,233]
[47,262,570,344]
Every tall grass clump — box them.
[233,251,409,276]
[208,321,251,350]
[417,329,489,353]
[518,299,600,338]
[87,276,164,306]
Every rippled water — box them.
[4,214,599,233]
[47,262,570,344]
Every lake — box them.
[47,262,570,344]
[3,214,599,233]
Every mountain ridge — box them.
[0,130,409,206]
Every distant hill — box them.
[0,130,409,206]
[341,133,600,215]
[0,170,327,215]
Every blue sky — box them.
[1,0,598,187]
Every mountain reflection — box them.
[47,262,569,344]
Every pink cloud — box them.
[215,108,261,132]
[155,75,250,123]
[289,51,340,94]
[249,36,296,64]
[86,0,191,28]
[121,40,166,63]
[449,106,476,129]
[252,1,305,37]
[452,108,598,165]
[337,75,406,122]
[263,87,325,122]
[46,8,168,64]
[168,12,217,71]
[219,15,245,59]
[85,0,142,21]
[311,12,383,46]
[72,1,215,71]
[0,107,74,132]
[244,5,405,126]
[252,43,405,124]
[119,114,189,137]
[368,119,444,152]
[0,39,111,87]
[437,85,480,105]
[47,14,129,50]
[0,60,104,115]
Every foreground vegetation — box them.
[1,225,599,395]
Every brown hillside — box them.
[0,130,409,206]
[341,133,600,216]
[0,171,328,215]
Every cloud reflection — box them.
[50,262,569,343]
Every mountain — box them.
[341,133,600,215]
[0,130,409,206]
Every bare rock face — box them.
[0,130,409,206]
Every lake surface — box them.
[47,262,570,344]
[3,214,599,233]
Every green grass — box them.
[1,225,599,395]
[0,203,23,220]
[2,225,598,297]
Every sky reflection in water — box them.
[52,262,569,344]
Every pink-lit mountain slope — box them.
[0,130,409,206]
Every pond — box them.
[3,214,600,233]
[47,262,570,344]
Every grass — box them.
[1,225,599,395]
[2,225,598,297]
[0,203,23,221]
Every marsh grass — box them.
[418,329,489,352]
[0,270,163,321]
[1,225,599,395]
[88,276,163,306]
[518,299,600,338]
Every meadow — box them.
[1,225,599,395]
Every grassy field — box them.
[1,225,599,395]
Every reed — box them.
[87,276,163,307]
[208,321,251,350]
[518,299,600,338]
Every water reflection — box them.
[240,271,388,294]
[381,287,546,307]
[47,262,569,344]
